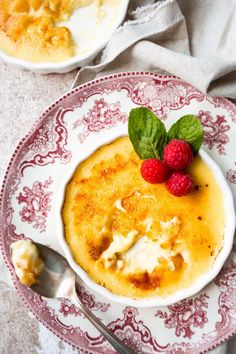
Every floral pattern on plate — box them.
[155,294,209,339]
[16,177,53,233]
[1,72,236,354]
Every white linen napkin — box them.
[72,0,236,101]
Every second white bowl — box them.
[0,0,129,73]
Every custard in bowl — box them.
[0,0,129,72]
[61,109,235,307]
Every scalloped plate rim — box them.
[0,71,236,354]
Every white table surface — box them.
[0,59,235,354]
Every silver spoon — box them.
[12,242,135,354]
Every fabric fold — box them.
[72,0,236,100]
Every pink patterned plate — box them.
[1,72,236,354]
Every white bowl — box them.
[0,0,129,74]
[57,139,235,308]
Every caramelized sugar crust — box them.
[63,137,224,298]
[0,0,101,61]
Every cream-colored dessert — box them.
[0,0,120,62]
[11,240,44,286]
[63,137,225,298]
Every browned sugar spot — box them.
[129,272,159,290]
[100,159,127,179]
[171,253,184,271]
[87,236,111,261]
[100,167,115,178]
[75,193,86,200]
[130,158,139,166]
[149,272,161,288]
[79,178,88,184]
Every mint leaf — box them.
[168,115,203,154]
[128,107,167,160]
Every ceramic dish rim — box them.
[57,136,236,308]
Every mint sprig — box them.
[168,115,203,155]
[128,107,167,160]
[128,107,203,160]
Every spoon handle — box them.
[69,289,136,354]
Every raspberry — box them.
[141,158,169,184]
[166,172,193,196]
[164,139,193,170]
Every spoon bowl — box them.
[11,242,135,354]
[31,243,76,299]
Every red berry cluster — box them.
[140,139,194,196]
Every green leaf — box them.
[168,115,203,154]
[128,107,167,160]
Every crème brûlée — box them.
[63,137,225,298]
[11,239,44,286]
[0,0,116,62]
